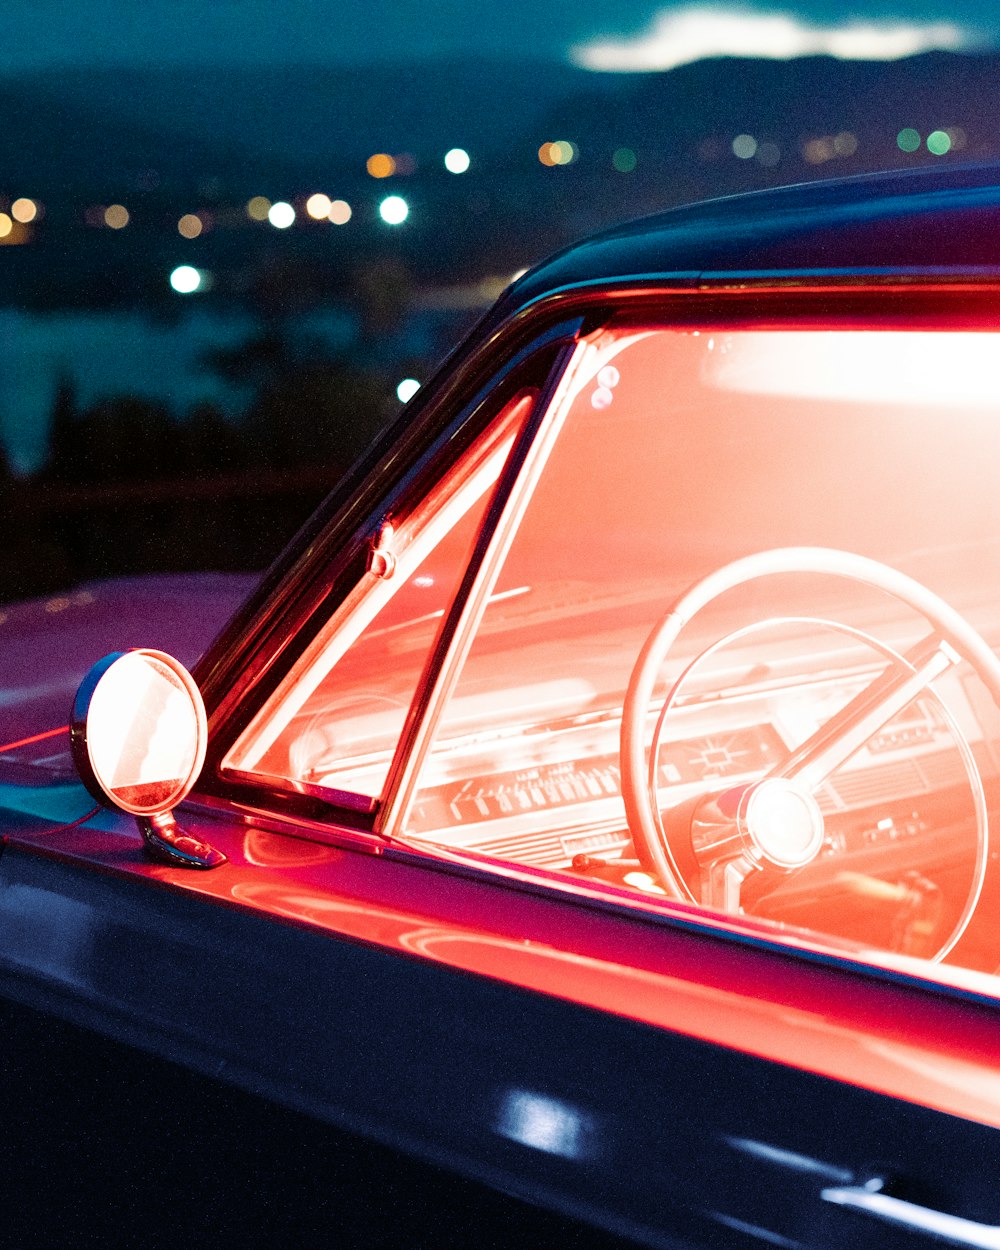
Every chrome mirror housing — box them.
[71,650,225,869]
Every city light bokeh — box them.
[327,199,352,224]
[268,201,296,229]
[11,198,37,223]
[927,129,952,154]
[367,153,396,179]
[306,193,332,219]
[169,265,204,294]
[246,196,271,221]
[0,5,994,633]
[732,134,758,159]
[538,140,576,166]
[103,204,130,229]
[444,148,471,174]
[379,195,409,225]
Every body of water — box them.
[0,307,360,476]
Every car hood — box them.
[0,573,258,777]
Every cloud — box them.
[571,7,978,72]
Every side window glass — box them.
[407,326,1000,981]
[224,391,535,805]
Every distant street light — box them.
[104,204,130,229]
[246,196,271,221]
[170,265,205,294]
[11,198,38,223]
[379,195,409,225]
[306,193,332,219]
[444,148,470,174]
[268,201,295,229]
[328,199,352,225]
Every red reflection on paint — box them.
[0,725,66,755]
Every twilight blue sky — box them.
[0,0,996,71]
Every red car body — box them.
[5,164,1000,1248]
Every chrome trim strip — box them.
[377,338,590,837]
[822,1181,1000,1248]
[502,270,1000,324]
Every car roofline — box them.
[492,162,1000,324]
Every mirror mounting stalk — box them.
[72,649,226,870]
[139,812,227,870]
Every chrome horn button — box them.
[739,778,825,870]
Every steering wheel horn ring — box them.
[621,547,997,962]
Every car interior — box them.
[227,323,1000,975]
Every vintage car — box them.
[5,162,1000,1248]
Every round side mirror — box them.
[72,649,207,814]
[71,650,223,868]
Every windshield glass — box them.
[407,324,1000,974]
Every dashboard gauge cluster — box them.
[410,669,993,875]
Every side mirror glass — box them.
[72,649,206,814]
[71,650,224,868]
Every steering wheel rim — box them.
[620,547,1000,959]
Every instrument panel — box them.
[409,669,991,873]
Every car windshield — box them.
[423,324,1000,728]
[232,320,1000,974]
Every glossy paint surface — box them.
[3,799,1000,1247]
[4,796,1000,1133]
[0,573,256,757]
[4,697,1000,1247]
[0,994,635,1250]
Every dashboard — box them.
[411,667,991,851]
[405,658,1000,965]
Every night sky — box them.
[0,0,996,70]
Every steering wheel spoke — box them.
[621,548,993,962]
[773,634,961,794]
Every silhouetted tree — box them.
[48,395,180,484]
[182,401,247,476]
[243,362,392,471]
[0,430,73,602]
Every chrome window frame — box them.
[198,318,587,829]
